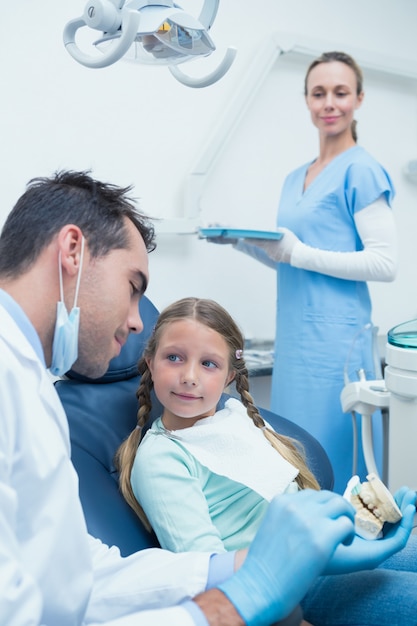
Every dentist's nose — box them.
[128,301,144,335]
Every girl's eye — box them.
[167,354,180,362]
[202,360,217,369]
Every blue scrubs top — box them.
[271,146,395,492]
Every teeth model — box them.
[343,473,402,540]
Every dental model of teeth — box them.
[343,473,402,540]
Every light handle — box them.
[63,9,140,69]
[169,46,237,88]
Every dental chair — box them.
[56,295,334,557]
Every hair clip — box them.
[235,349,243,360]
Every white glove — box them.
[249,227,300,264]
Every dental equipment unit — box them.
[341,319,417,493]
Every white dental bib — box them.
[154,398,299,501]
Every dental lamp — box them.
[63,0,237,88]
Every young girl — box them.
[115,297,417,626]
[115,296,319,553]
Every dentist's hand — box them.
[324,486,416,575]
[250,227,300,264]
[217,489,355,626]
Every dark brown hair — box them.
[0,170,155,278]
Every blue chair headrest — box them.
[65,295,159,384]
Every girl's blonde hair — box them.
[115,297,319,531]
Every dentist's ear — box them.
[57,225,85,275]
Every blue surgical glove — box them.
[217,490,355,626]
[324,486,416,575]
[249,227,300,264]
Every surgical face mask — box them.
[50,237,85,376]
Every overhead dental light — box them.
[63,0,236,88]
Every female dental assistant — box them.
[222,51,397,493]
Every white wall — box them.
[2,1,417,341]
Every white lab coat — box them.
[0,305,209,625]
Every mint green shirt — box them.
[131,417,269,553]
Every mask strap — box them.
[57,235,85,308]
[73,236,85,308]
[58,251,64,303]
